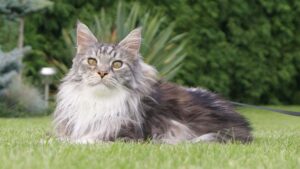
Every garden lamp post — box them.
[40,67,56,107]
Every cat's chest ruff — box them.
[74,84,129,114]
[60,84,132,139]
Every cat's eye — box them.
[87,58,97,66]
[112,60,123,69]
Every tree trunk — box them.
[18,17,24,48]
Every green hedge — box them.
[166,0,300,104]
[8,0,300,104]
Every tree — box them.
[0,0,52,48]
[0,47,46,116]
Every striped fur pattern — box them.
[53,22,252,144]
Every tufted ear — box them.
[76,21,98,53]
[118,28,142,56]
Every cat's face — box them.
[74,44,139,89]
[71,22,142,89]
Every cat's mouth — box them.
[88,80,106,86]
[87,79,116,89]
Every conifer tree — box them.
[0,0,52,48]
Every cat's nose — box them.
[97,71,108,78]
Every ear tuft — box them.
[76,21,98,53]
[118,28,142,56]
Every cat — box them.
[53,21,252,144]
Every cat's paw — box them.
[72,138,96,144]
[191,133,218,143]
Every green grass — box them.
[0,106,300,169]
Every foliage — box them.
[0,0,53,18]
[0,17,18,50]
[63,2,187,79]
[164,0,300,104]
[2,0,299,104]
[0,0,52,117]
[0,0,53,48]
[0,102,27,117]
[0,47,46,116]
[0,100,53,117]
[0,47,30,94]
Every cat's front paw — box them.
[72,138,96,144]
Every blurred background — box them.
[0,0,300,117]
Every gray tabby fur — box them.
[53,21,252,144]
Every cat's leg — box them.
[190,133,219,143]
[191,129,251,143]
[151,120,197,144]
[71,137,112,144]
[72,137,96,144]
[70,133,101,144]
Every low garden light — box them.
[40,67,56,107]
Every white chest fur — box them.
[54,83,141,141]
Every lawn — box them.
[0,106,299,169]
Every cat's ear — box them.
[118,28,142,56]
[76,21,98,53]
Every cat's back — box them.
[143,81,252,143]
[145,81,234,115]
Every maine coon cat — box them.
[53,21,252,144]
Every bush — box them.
[6,0,300,104]
[0,47,46,117]
[166,0,300,104]
[0,76,47,117]
[0,102,26,117]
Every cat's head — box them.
[67,21,157,93]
